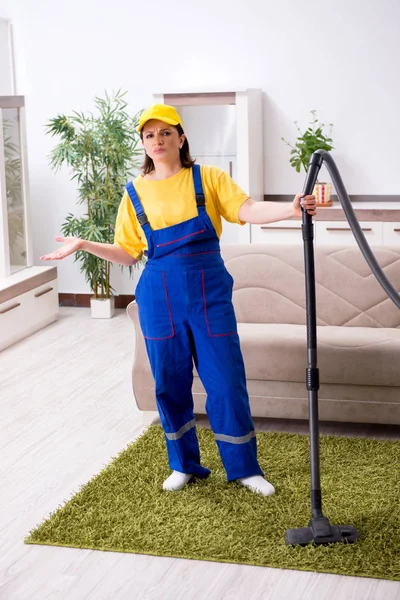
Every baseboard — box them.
[59,293,135,308]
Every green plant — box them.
[46,90,143,299]
[282,110,334,176]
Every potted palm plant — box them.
[46,90,143,318]
[282,110,335,205]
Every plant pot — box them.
[90,296,115,319]
[313,182,333,206]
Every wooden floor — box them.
[1,308,400,600]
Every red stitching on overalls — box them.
[156,229,206,247]
[143,272,175,340]
[201,270,236,337]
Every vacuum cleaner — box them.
[285,150,400,546]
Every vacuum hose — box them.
[304,151,400,309]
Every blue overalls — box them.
[126,164,263,481]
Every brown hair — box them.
[140,124,195,175]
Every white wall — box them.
[1,0,399,293]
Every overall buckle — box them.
[138,213,149,226]
[196,194,205,207]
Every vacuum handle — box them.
[303,152,324,196]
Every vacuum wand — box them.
[301,154,323,518]
[285,151,359,546]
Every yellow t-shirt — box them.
[114,165,248,259]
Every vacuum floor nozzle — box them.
[286,517,359,546]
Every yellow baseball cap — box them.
[138,104,183,132]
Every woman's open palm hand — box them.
[40,236,82,261]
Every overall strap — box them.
[192,164,206,210]
[125,181,152,237]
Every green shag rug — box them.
[25,425,400,580]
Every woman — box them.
[42,104,317,496]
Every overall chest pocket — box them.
[135,270,175,340]
[201,268,238,337]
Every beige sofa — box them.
[127,244,400,425]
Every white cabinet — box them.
[0,96,59,350]
[251,221,304,244]
[251,219,397,247]
[0,273,58,351]
[382,222,400,245]
[0,95,33,276]
[152,90,263,245]
[316,221,383,246]
[171,103,237,177]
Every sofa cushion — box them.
[238,323,400,387]
[221,245,400,329]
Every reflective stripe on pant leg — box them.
[144,326,210,479]
[214,430,256,444]
[191,314,263,481]
[165,418,196,441]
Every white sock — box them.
[163,470,194,491]
[238,475,275,497]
